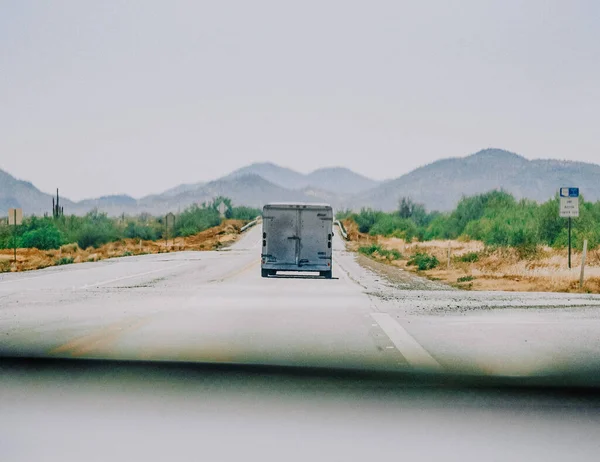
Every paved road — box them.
[2,224,600,375]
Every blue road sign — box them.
[560,187,579,198]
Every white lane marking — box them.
[371,313,442,370]
[446,320,563,326]
[79,263,189,289]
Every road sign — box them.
[217,202,227,218]
[559,187,579,218]
[165,212,175,226]
[560,187,579,198]
[8,208,22,226]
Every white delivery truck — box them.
[261,203,333,278]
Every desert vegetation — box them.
[344,191,600,252]
[343,191,600,293]
[0,197,260,272]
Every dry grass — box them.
[0,219,245,273]
[342,219,600,293]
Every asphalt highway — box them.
[2,224,600,376]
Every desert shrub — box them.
[458,252,480,263]
[0,224,11,249]
[60,243,79,253]
[358,244,402,261]
[0,259,11,272]
[230,206,261,221]
[388,249,403,260]
[19,225,63,250]
[370,215,418,240]
[407,252,439,270]
[457,275,475,282]
[353,208,384,234]
[335,209,353,220]
[71,210,120,249]
[174,203,221,237]
[358,244,382,256]
[124,221,158,240]
[55,256,74,265]
[75,224,115,249]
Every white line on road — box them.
[446,320,563,326]
[79,263,189,289]
[371,313,442,371]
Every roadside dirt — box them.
[0,219,247,273]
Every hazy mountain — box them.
[3,149,600,217]
[224,162,378,194]
[136,174,322,215]
[0,169,74,216]
[352,149,600,211]
[71,195,138,216]
[157,182,205,198]
[306,167,378,194]
[224,163,307,189]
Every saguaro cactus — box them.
[52,188,64,218]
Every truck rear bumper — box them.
[261,263,332,272]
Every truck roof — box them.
[263,202,332,210]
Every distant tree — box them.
[397,197,428,225]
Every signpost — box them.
[165,212,175,248]
[217,201,227,218]
[8,208,23,263]
[559,187,579,269]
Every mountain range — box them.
[2,149,600,217]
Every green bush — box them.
[457,275,475,282]
[230,206,261,221]
[358,244,402,261]
[335,209,353,220]
[458,252,480,263]
[407,252,439,270]
[124,222,158,241]
[353,208,384,234]
[358,244,381,256]
[75,223,116,249]
[371,215,418,240]
[55,256,74,265]
[174,203,221,237]
[19,225,63,250]
[388,249,403,260]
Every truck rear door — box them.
[264,207,298,266]
[298,208,332,267]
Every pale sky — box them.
[1,0,598,200]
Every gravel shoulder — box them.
[355,254,453,291]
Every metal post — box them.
[13,209,17,263]
[568,217,572,269]
[580,239,588,289]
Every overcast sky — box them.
[1,1,598,200]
